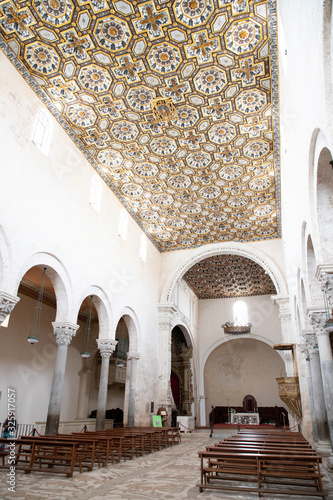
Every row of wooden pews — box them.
[0,426,180,478]
[197,428,326,498]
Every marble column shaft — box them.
[157,305,177,426]
[127,352,140,427]
[309,312,333,448]
[45,322,79,435]
[76,365,91,419]
[304,333,328,443]
[96,339,117,431]
[271,295,294,376]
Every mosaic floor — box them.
[1,430,333,500]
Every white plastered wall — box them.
[0,50,161,426]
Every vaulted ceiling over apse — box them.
[0,0,280,251]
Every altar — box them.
[230,412,260,425]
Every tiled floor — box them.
[1,430,333,500]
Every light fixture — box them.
[221,321,252,335]
[27,267,47,344]
[81,295,93,358]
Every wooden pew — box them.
[197,449,325,498]
[0,437,84,477]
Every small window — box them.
[140,233,147,262]
[233,300,248,325]
[89,174,101,212]
[32,109,52,155]
[118,208,128,241]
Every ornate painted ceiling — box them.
[0,0,280,252]
[183,254,276,298]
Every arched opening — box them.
[316,147,333,262]
[171,326,194,417]
[0,266,59,432]
[205,338,288,427]
[89,317,128,427]
[306,234,322,305]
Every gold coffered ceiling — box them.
[183,254,276,298]
[0,0,280,251]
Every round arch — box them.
[171,317,194,349]
[199,335,286,426]
[308,128,333,264]
[116,306,140,353]
[15,252,72,322]
[77,285,114,341]
[0,224,13,292]
[160,242,287,303]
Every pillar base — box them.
[315,440,332,455]
[327,455,333,469]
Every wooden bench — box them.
[197,449,325,498]
[0,438,84,477]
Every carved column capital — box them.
[271,295,291,321]
[97,338,117,358]
[303,332,319,354]
[0,292,20,324]
[157,304,177,329]
[52,322,79,345]
[319,272,333,307]
[309,311,328,334]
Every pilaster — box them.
[271,295,294,375]
[157,304,177,424]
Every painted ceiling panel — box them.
[0,0,280,251]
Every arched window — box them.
[140,233,147,262]
[89,174,101,212]
[32,109,52,155]
[233,300,248,325]
[118,208,128,241]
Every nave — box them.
[1,430,333,500]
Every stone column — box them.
[309,312,333,458]
[96,339,117,431]
[0,292,20,325]
[271,295,294,375]
[45,322,79,435]
[199,395,207,427]
[304,332,330,448]
[127,352,140,426]
[76,363,91,419]
[157,304,177,426]
[301,342,318,443]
